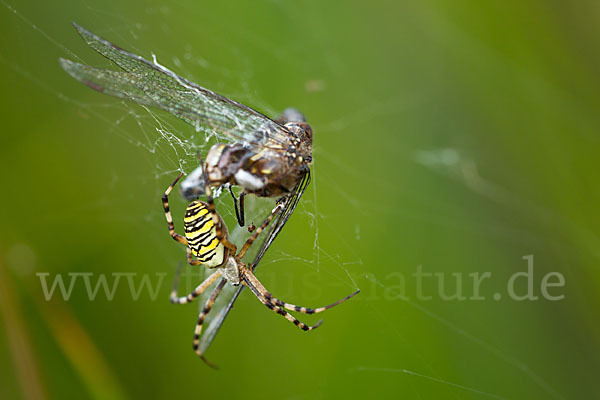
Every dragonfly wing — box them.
[60,58,164,109]
[196,278,243,355]
[63,23,291,149]
[195,276,238,356]
[60,58,236,132]
[252,169,311,268]
[194,170,310,354]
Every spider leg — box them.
[170,269,221,305]
[239,191,246,225]
[235,202,284,261]
[192,278,227,368]
[241,265,358,314]
[186,247,203,266]
[198,158,237,254]
[240,267,322,331]
[162,172,187,246]
[272,289,361,314]
[228,185,246,227]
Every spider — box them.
[162,172,359,367]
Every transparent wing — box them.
[195,276,236,356]
[60,59,175,110]
[61,23,292,149]
[195,170,310,354]
[251,170,310,268]
[195,276,240,356]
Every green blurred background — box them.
[1,0,599,399]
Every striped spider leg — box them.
[162,173,360,367]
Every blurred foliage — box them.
[1,0,599,399]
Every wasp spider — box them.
[162,172,359,366]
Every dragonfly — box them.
[60,23,312,228]
[60,23,314,360]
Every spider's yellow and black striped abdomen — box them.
[184,201,225,268]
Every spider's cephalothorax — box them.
[162,173,359,367]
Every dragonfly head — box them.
[284,122,312,162]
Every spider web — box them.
[0,1,578,399]
[0,0,364,356]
